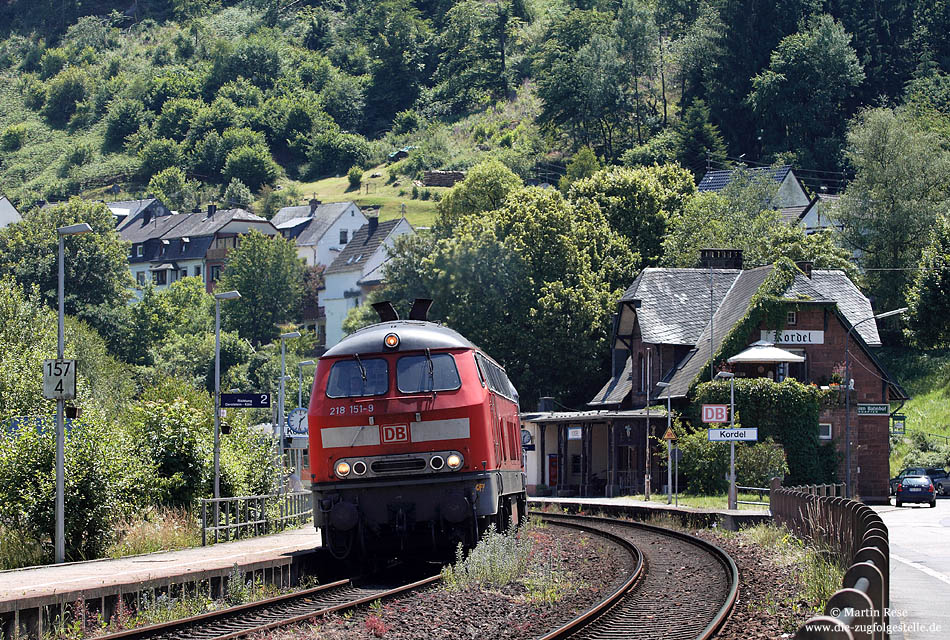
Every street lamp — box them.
[844,307,906,499]
[644,347,652,500]
[297,360,315,408]
[213,290,240,501]
[715,371,737,510]
[54,222,92,563]
[656,381,672,505]
[279,331,301,492]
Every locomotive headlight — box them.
[430,455,445,470]
[446,453,463,470]
[335,461,351,478]
[383,332,400,349]
[352,460,367,476]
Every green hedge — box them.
[690,377,833,486]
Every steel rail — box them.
[534,517,644,640]
[533,511,739,640]
[96,574,441,640]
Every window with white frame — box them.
[136,245,143,257]
[819,423,832,440]
[787,311,797,325]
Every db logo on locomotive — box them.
[381,424,409,443]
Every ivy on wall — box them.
[689,258,820,391]
[689,377,837,485]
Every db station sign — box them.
[701,404,729,423]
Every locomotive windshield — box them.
[326,358,388,397]
[397,353,461,393]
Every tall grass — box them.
[441,524,532,589]
[0,524,47,569]
[107,508,201,558]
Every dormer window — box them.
[136,245,143,257]
[340,229,348,244]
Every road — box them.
[872,495,950,639]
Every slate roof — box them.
[620,268,741,345]
[107,198,158,218]
[658,267,773,399]
[589,356,633,406]
[325,219,402,275]
[780,205,808,224]
[810,270,880,346]
[118,212,188,244]
[783,271,832,302]
[698,166,793,192]
[160,208,267,239]
[272,202,356,246]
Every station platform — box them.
[528,495,771,531]
[0,526,321,638]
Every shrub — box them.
[0,123,29,151]
[21,74,47,109]
[348,166,362,190]
[677,427,729,494]
[42,68,88,127]
[108,508,201,558]
[62,142,95,170]
[222,145,279,192]
[442,524,532,589]
[39,47,68,79]
[223,177,253,209]
[104,98,145,149]
[307,130,370,177]
[138,138,182,180]
[736,438,789,486]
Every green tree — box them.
[568,164,696,266]
[558,146,601,193]
[435,159,523,235]
[223,177,253,209]
[674,99,727,179]
[147,167,200,212]
[103,98,145,150]
[834,108,950,313]
[139,138,183,181]
[42,67,88,127]
[757,226,858,281]
[0,198,132,320]
[219,231,305,344]
[222,145,279,192]
[748,15,864,171]
[906,214,950,348]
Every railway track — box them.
[95,514,735,640]
[97,573,441,640]
[537,512,739,640]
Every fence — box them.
[200,492,313,545]
[735,484,770,507]
[770,479,889,640]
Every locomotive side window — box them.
[326,359,389,398]
[397,353,462,393]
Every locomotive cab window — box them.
[397,353,461,393]
[326,358,389,397]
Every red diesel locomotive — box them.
[308,300,526,560]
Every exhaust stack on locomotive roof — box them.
[371,298,434,322]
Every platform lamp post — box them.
[656,381,672,505]
[213,290,241,502]
[644,347,652,500]
[715,371,737,510]
[845,307,906,499]
[55,222,92,564]
[279,332,301,493]
[298,360,315,408]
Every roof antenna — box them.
[409,298,433,321]
[372,301,399,322]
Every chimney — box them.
[207,204,216,217]
[309,198,321,214]
[796,261,813,278]
[367,216,379,235]
[192,205,201,213]
[699,248,743,270]
[538,397,555,412]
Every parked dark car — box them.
[890,467,949,495]
[894,475,937,507]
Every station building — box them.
[521,249,906,504]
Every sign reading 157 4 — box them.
[43,359,77,400]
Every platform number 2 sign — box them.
[381,424,409,444]
[43,359,77,400]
